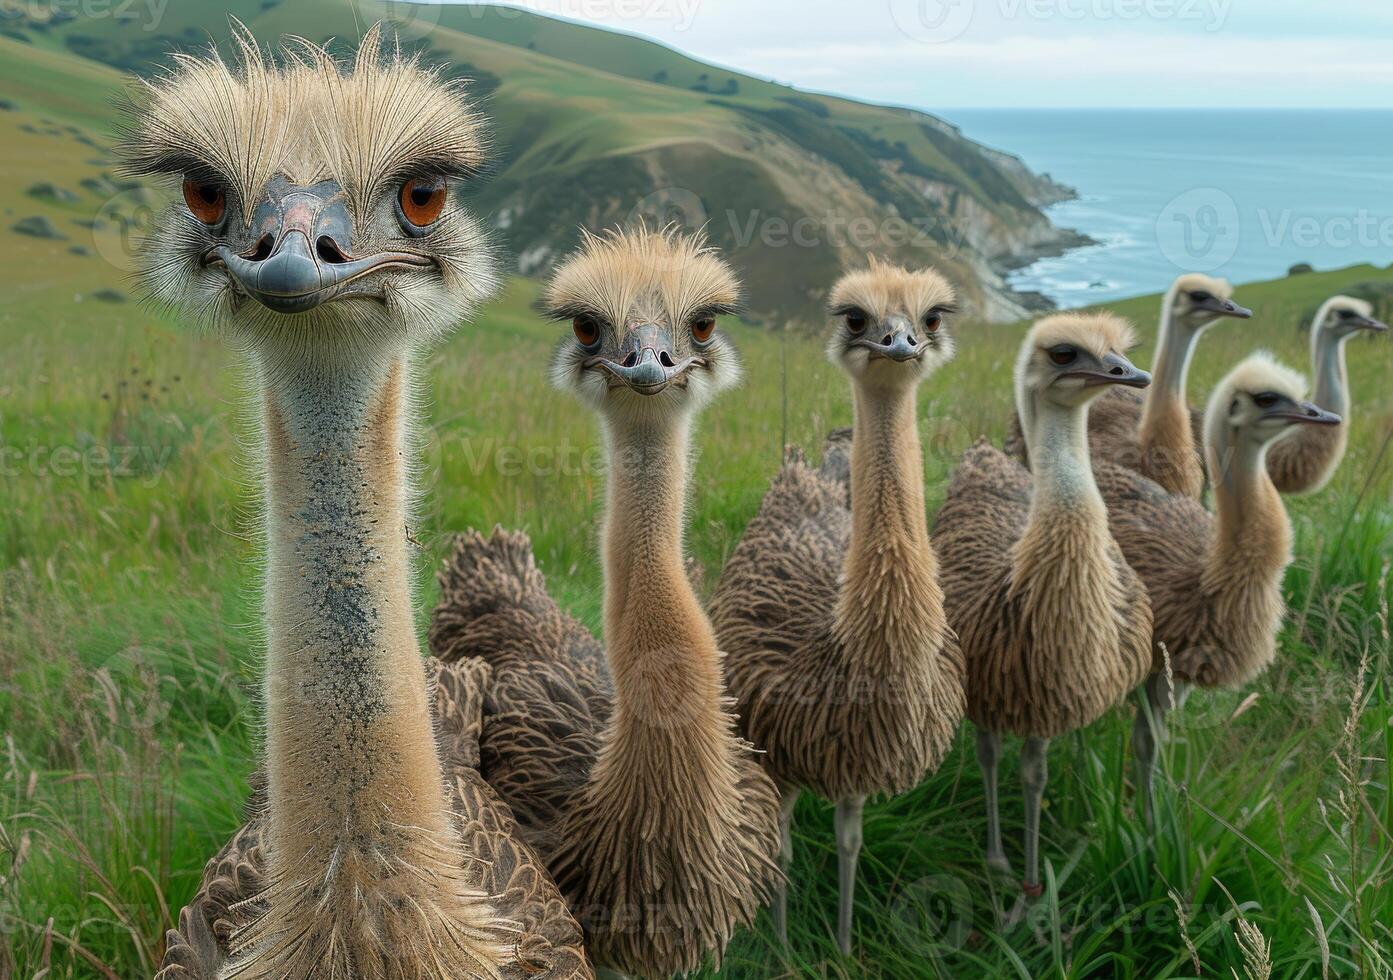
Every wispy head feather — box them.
[544,224,741,329]
[118,23,498,366]
[1209,352,1309,412]
[119,22,487,223]
[1027,312,1137,361]
[827,255,957,322]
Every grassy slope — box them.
[8,0,1065,325]
[1,26,1391,980]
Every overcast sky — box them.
[443,0,1392,108]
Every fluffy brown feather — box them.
[934,441,1153,735]
[1264,296,1377,494]
[155,660,592,980]
[712,259,966,802]
[937,312,1153,737]
[1095,355,1303,687]
[431,229,778,978]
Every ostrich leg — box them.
[1133,672,1188,825]
[834,795,867,955]
[976,728,1011,875]
[1020,736,1049,898]
[772,786,800,947]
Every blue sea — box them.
[942,109,1393,307]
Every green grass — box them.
[0,14,1390,978]
[2,247,1391,977]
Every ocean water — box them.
[942,109,1393,307]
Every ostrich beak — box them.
[206,177,431,314]
[588,323,702,395]
[1063,351,1152,389]
[848,314,924,362]
[1192,292,1259,320]
[1355,314,1389,333]
[1268,400,1342,428]
[1197,294,1253,320]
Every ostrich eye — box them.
[1049,346,1078,366]
[1188,291,1212,304]
[691,316,717,344]
[572,315,601,348]
[398,175,447,229]
[844,311,868,333]
[182,179,226,225]
[1253,392,1280,409]
[923,312,942,333]
[1337,309,1358,320]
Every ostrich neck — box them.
[1139,311,1199,454]
[1026,397,1102,513]
[259,351,456,879]
[1311,328,1350,416]
[835,383,944,664]
[600,413,726,749]
[1206,428,1290,579]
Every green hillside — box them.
[0,0,1082,325]
[2,214,1391,973]
[1,8,1390,979]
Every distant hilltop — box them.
[3,0,1087,325]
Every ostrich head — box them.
[826,256,958,392]
[1166,273,1253,332]
[1314,295,1388,339]
[546,226,742,421]
[120,25,496,366]
[1016,312,1151,413]
[1206,353,1341,450]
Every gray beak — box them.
[1198,295,1253,319]
[1064,351,1152,389]
[590,323,700,395]
[849,315,924,363]
[207,177,430,314]
[1271,400,1342,427]
[1355,314,1389,333]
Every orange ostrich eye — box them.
[573,315,601,348]
[691,316,717,344]
[182,179,226,225]
[399,175,447,228]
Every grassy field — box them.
[2,194,1391,980]
[0,10,1391,978]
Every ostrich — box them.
[125,29,591,980]
[1004,274,1251,498]
[932,312,1154,898]
[1264,296,1386,494]
[1094,354,1340,817]
[708,259,966,955]
[429,227,782,979]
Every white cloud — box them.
[458,1,1393,107]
